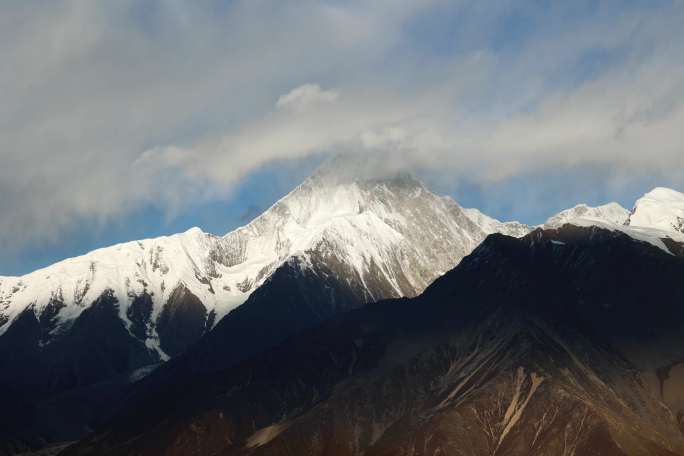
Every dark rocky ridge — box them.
[64,225,684,455]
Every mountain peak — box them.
[305,154,425,193]
[544,201,629,228]
[183,226,205,237]
[628,186,684,234]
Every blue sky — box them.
[1,0,683,275]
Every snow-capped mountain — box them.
[2,183,682,368]
[6,178,684,455]
[0,167,530,363]
[544,202,630,228]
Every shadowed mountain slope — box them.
[64,225,684,455]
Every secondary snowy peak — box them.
[544,202,630,228]
[553,188,684,256]
[627,187,684,234]
[462,207,532,238]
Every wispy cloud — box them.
[276,84,339,112]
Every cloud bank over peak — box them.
[2,0,684,258]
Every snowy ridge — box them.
[0,169,531,358]
[462,207,532,238]
[0,227,245,357]
[563,218,682,254]
[544,202,630,228]
[564,188,684,255]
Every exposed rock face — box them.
[64,225,684,456]
[156,285,208,358]
[126,292,153,342]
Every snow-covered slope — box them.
[0,227,238,358]
[562,217,683,254]
[0,169,531,360]
[627,187,684,234]
[231,171,531,304]
[544,202,630,228]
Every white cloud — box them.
[1,0,683,257]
